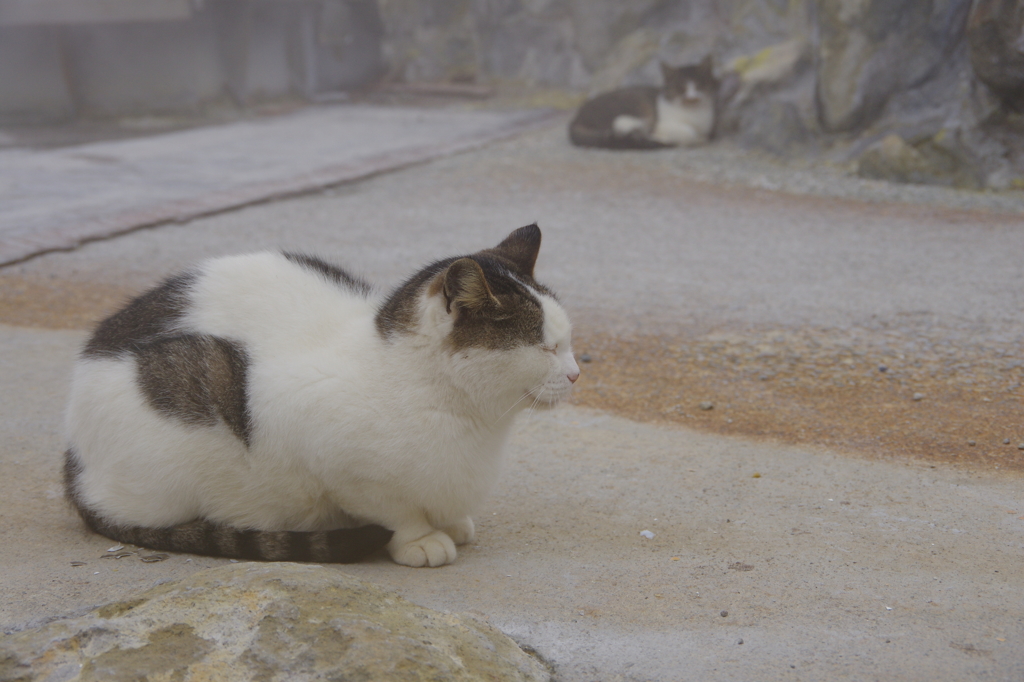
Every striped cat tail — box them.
[63,450,393,563]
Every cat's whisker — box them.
[495,383,546,423]
[526,388,546,419]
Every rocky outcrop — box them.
[375,0,1024,190]
[968,0,1024,111]
[4,0,1021,189]
[815,0,972,133]
[0,563,553,682]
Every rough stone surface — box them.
[815,0,971,133]
[374,0,1024,188]
[0,563,552,682]
[856,133,957,186]
[5,0,1023,187]
[968,0,1024,111]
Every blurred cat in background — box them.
[569,56,720,149]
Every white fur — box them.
[651,93,714,146]
[65,252,578,567]
[612,115,648,136]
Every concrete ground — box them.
[1,104,1023,681]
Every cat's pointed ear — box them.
[439,258,496,314]
[494,223,542,278]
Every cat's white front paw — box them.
[443,517,475,545]
[389,530,457,567]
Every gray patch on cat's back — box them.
[136,334,253,447]
[83,272,195,358]
[284,252,372,296]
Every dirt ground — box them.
[571,326,1024,472]
[5,270,1020,474]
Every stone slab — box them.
[0,562,552,682]
[0,104,557,265]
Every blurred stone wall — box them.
[3,0,1022,188]
[0,0,385,121]
[377,0,1024,189]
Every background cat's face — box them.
[662,57,719,105]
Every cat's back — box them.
[571,85,659,128]
[184,252,376,348]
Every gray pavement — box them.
[2,107,1024,681]
[0,104,555,265]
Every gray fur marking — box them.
[83,272,195,358]
[136,334,253,447]
[284,252,372,296]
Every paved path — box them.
[0,104,555,265]
[1,109,1023,681]
[2,323,1022,681]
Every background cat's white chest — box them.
[652,96,713,146]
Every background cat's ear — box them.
[494,223,542,277]
[440,258,496,314]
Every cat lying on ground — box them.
[63,224,579,567]
[569,56,720,149]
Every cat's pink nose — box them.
[567,371,579,384]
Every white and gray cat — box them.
[569,57,720,149]
[63,224,579,567]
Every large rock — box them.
[967,0,1024,111]
[0,563,553,682]
[815,0,973,133]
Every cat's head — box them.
[377,224,579,414]
[661,55,718,106]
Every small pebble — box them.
[1004,438,1011,444]
[968,440,976,447]
[70,561,87,567]
[579,353,592,363]
[752,472,761,478]
[720,610,728,617]
[140,553,169,563]
[912,392,925,401]
[699,401,714,411]
[106,545,124,553]
[1018,443,1024,451]
[640,530,655,539]
[878,365,888,372]
[738,639,744,645]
